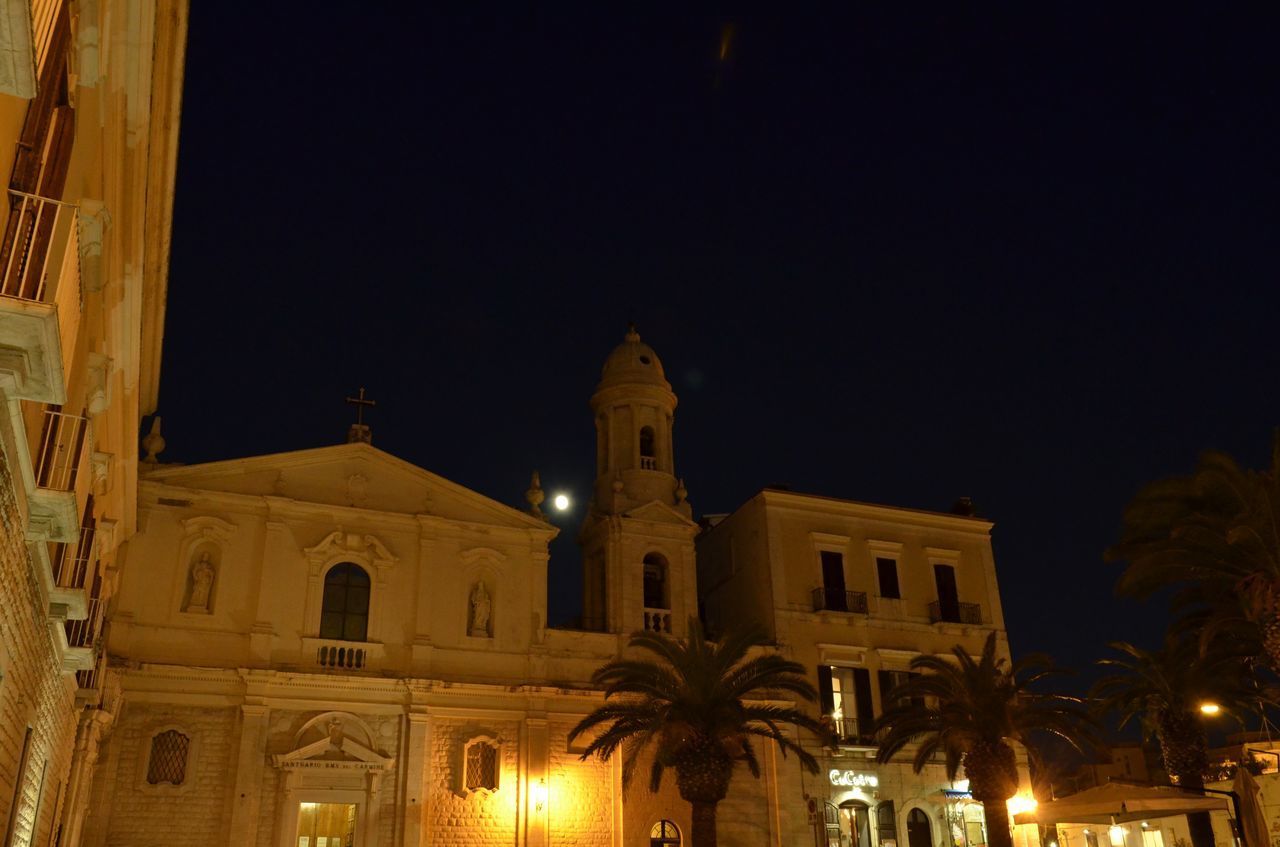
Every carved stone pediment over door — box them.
[271,712,395,847]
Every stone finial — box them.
[950,496,976,517]
[525,471,545,517]
[625,322,640,343]
[141,416,165,463]
[675,478,688,504]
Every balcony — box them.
[827,716,876,748]
[26,408,87,542]
[61,596,101,672]
[49,524,95,615]
[643,608,672,633]
[639,456,657,470]
[928,600,983,625]
[0,191,81,404]
[304,637,385,673]
[811,587,869,614]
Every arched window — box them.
[643,553,668,609]
[146,729,190,785]
[639,425,656,468]
[650,820,681,847]
[320,563,370,642]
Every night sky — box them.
[158,8,1278,687]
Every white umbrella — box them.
[1014,783,1230,826]
[1232,768,1269,847]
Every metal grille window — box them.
[146,730,190,785]
[464,740,499,792]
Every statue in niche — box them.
[469,581,491,637]
[186,551,215,613]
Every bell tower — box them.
[580,326,698,638]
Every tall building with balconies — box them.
[697,491,1036,847]
[0,1,187,843]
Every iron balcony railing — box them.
[928,600,982,625]
[51,524,95,589]
[827,716,876,747]
[76,650,105,693]
[33,408,87,492]
[811,587,869,614]
[0,190,78,302]
[65,597,102,649]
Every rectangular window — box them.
[877,670,924,715]
[3,727,33,844]
[820,550,847,611]
[818,665,875,744]
[876,557,900,599]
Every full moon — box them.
[553,493,570,511]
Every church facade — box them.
[73,330,813,847]
[65,327,1033,847]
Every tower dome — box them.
[597,325,670,390]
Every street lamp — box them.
[1199,702,1221,716]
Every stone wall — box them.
[548,718,613,847]
[0,456,78,846]
[430,718,521,847]
[93,702,236,845]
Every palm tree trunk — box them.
[982,799,1015,847]
[691,800,718,847]
[1180,772,1216,847]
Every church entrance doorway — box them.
[296,802,356,847]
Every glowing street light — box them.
[1199,702,1221,716]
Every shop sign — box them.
[828,770,879,788]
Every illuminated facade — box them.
[697,491,1039,847]
[0,0,187,844]
[70,329,783,846]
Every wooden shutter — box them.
[852,668,875,739]
[877,669,895,716]
[817,665,834,715]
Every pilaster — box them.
[226,702,270,844]
[401,710,431,847]
[525,716,549,847]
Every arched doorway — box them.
[907,808,932,847]
[839,800,872,847]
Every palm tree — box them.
[568,619,830,847]
[1092,637,1264,847]
[1109,432,1280,668]
[874,632,1099,847]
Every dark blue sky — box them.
[158,7,1278,683]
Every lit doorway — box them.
[839,800,872,847]
[295,802,356,847]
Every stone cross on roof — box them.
[345,387,375,444]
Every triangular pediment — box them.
[141,443,549,531]
[622,500,698,528]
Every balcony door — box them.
[933,564,959,621]
[821,551,847,611]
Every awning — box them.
[1014,783,1230,826]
